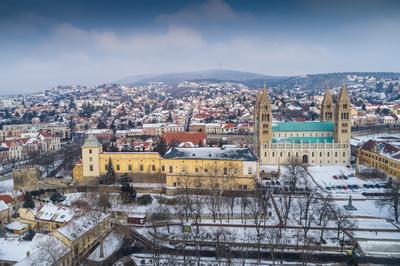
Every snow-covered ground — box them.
[0,178,13,193]
[87,231,123,262]
[351,133,400,146]
[129,254,310,266]
[0,235,34,263]
[335,199,392,219]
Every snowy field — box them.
[351,132,400,146]
[335,199,393,219]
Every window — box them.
[89,149,92,154]
[105,165,107,171]
[116,165,120,171]
[272,152,275,157]
[169,166,173,173]
[248,167,252,175]
[162,165,165,172]
[89,165,93,171]
[173,182,177,187]
[89,157,92,162]
[223,167,228,175]
[204,168,208,173]
[140,165,144,171]
[243,185,248,190]
[128,165,132,171]
[152,165,155,171]
[195,167,199,173]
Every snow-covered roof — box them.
[163,147,258,161]
[15,234,71,266]
[56,212,109,241]
[0,200,8,212]
[5,221,29,231]
[35,203,74,223]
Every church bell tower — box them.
[321,88,334,121]
[254,84,273,157]
[334,83,351,144]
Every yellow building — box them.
[357,140,400,179]
[17,203,74,232]
[76,135,258,193]
[53,213,112,259]
[162,147,257,193]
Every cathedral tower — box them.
[320,88,334,121]
[254,85,273,157]
[334,83,351,144]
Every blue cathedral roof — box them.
[272,136,334,144]
[272,121,334,132]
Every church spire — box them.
[321,87,334,121]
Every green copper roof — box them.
[82,134,101,148]
[272,121,334,132]
[272,136,333,144]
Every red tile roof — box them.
[0,194,14,204]
[163,132,206,146]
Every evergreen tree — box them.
[154,137,167,156]
[167,112,173,123]
[23,192,35,208]
[218,138,223,148]
[120,184,137,204]
[101,158,116,185]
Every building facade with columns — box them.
[255,85,352,165]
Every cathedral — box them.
[254,84,351,165]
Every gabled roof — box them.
[163,132,206,145]
[82,134,101,148]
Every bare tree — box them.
[29,235,68,265]
[315,196,334,241]
[333,207,356,253]
[376,181,399,222]
[282,157,308,223]
[240,197,250,224]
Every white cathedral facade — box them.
[254,85,351,165]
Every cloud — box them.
[156,0,243,23]
[1,1,400,94]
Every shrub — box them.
[137,194,153,206]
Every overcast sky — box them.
[1,0,400,94]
